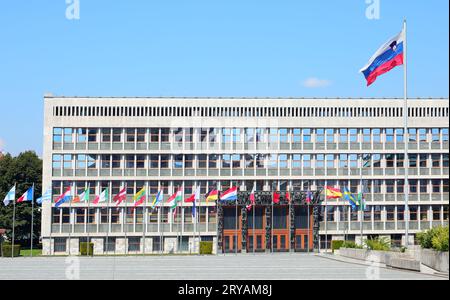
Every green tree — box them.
[0,151,42,247]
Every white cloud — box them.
[302,77,332,88]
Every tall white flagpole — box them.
[12,183,17,258]
[403,19,410,247]
[30,184,35,257]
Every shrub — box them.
[431,226,449,252]
[1,243,21,257]
[331,240,344,253]
[417,226,449,252]
[364,237,390,251]
[199,241,213,255]
[342,241,362,249]
[79,242,94,256]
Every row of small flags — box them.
[2,184,315,212]
[325,186,367,210]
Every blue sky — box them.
[0,0,448,156]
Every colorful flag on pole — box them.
[325,187,343,199]
[343,187,358,210]
[132,187,146,208]
[36,188,52,205]
[167,188,182,209]
[93,188,109,205]
[246,185,256,211]
[357,193,367,211]
[55,186,72,208]
[17,186,34,203]
[272,192,281,204]
[113,187,127,206]
[306,190,313,204]
[185,186,200,217]
[151,190,164,209]
[3,185,16,206]
[360,29,405,86]
[220,187,238,202]
[73,186,89,204]
[286,191,291,203]
[205,189,219,202]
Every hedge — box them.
[1,244,21,257]
[331,240,344,253]
[80,242,94,256]
[199,241,213,255]
[417,226,449,252]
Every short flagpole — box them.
[30,183,35,257]
[12,183,17,258]
[403,19,410,248]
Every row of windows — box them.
[53,153,450,170]
[52,207,216,225]
[53,127,450,144]
[51,179,450,200]
[53,105,449,118]
[50,205,449,226]
[321,205,449,223]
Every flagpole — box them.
[87,183,91,256]
[324,187,328,254]
[403,19,410,248]
[253,186,255,255]
[12,183,16,258]
[105,184,110,255]
[307,201,310,253]
[30,184,35,257]
[124,184,128,256]
[68,184,73,256]
[359,154,364,246]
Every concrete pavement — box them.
[0,253,445,280]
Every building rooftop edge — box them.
[43,95,449,100]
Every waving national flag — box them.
[246,185,256,211]
[3,185,16,206]
[325,187,343,199]
[220,187,238,202]
[168,188,182,209]
[306,190,313,204]
[185,186,200,217]
[73,186,90,203]
[360,29,405,86]
[343,187,358,210]
[37,188,52,205]
[205,189,219,202]
[151,190,164,209]
[272,192,281,204]
[17,186,34,203]
[113,187,127,206]
[93,188,109,205]
[55,187,72,208]
[133,187,146,208]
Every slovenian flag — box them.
[17,186,34,203]
[360,29,405,86]
[220,187,238,202]
[55,187,72,208]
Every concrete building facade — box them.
[41,96,449,255]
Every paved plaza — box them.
[0,254,446,280]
